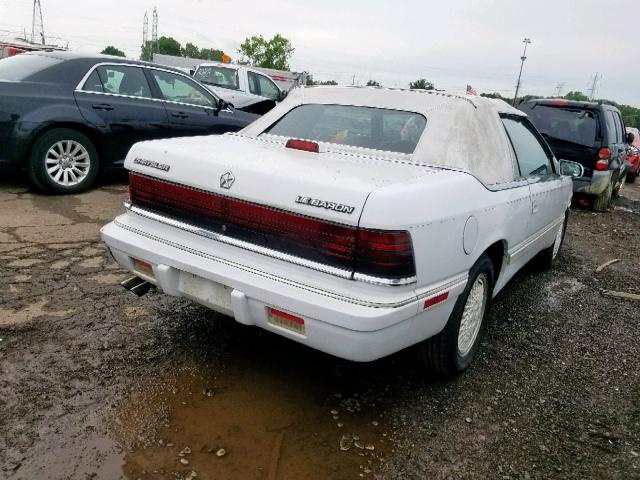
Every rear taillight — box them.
[286,139,320,153]
[596,148,611,170]
[128,173,416,284]
[354,229,415,282]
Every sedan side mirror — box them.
[278,90,287,102]
[626,132,635,144]
[559,159,585,178]
[217,99,231,111]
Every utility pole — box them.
[588,73,600,101]
[513,37,531,106]
[152,7,158,55]
[31,0,45,45]
[554,82,566,97]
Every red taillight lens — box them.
[354,229,415,281]
[596,148,611,170]
[128,173,416,284]
[286,139,320,153]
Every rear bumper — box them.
[572,170,611,195]
[101,213,466,362]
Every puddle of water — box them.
[114,331,394,480]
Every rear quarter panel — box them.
[360,170,533,295]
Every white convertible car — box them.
[102,86,580,375]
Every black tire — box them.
[415,254,494,376]
[536,210,569,270]
[592,180,612,212]
[627,172,636,183]
[612,174,625,198]
[27,128,99,194]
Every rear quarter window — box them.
[264,104,426,154]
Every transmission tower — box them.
[588,73,600,101]
[143,11,148,46]
[554,82,566,97]
[152,7,158,54]
[31,0,45,45]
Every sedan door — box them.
[502,116,567,248]
[74,64,169,164]
[148,69,248,136]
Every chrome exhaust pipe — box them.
[120,276,151,297]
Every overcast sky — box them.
[1,0,639,105]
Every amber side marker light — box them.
[267,308,306,336]
[424,292,449,310]
[132,258,155,279]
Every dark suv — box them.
[519,99,634,211]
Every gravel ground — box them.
[0,171,638,480]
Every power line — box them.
[554,82,566,97]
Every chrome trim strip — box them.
[124,202,417,287]
[414,273,469,300]
[111,219,420,309]
[508,216,563,263]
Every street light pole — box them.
[513,38,532,106]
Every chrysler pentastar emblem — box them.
[220,171,235,189]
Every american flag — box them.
[466,84,478,96]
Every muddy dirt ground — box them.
[1,171,639,480]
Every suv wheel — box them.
[627,171,636,183]
[593,180,612,212]
[612,174,625,198]
[28,128,99,194]
[415,254,494,376]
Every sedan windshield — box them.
[0,54,63,81]
[264,104,427,154]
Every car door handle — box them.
[171,112,189,119]
[92,103,114,111]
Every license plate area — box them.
[180,272,233,315]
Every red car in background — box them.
[627,127,640,182]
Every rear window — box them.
[523,104,599,147]
[264,104,427,154]
[193,66,239,90]
[0,53,63,81]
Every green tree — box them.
[409,78,434,90]
[199,48,225,61]
[181,42,200,59]
[238,34,294,70]
[366,79,381,87]
[101,46,126,57]
[564,91,589,102]
[157,36,182,56]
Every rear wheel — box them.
[592,180,612,212]
[612,174,625,198]
[415,254,494,376]
[27,128,99,194]
[626,171,636,183]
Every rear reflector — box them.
[424,292,449,310]
[128,173,416,284]
[267,308,306,335]
[286,139,320,153]
[132,258,154,278]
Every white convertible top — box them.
[241,86,527,185]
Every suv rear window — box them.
[264,104,427,154]
[523,104,599,147]
[0,54,62,81]
[193,66,239,90]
